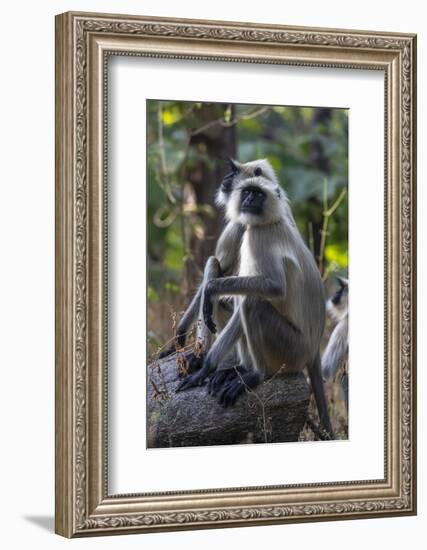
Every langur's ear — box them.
[336,276,348,289]
[226,157,240,173]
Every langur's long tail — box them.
[308,353,334,439]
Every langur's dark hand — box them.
[203,286,217,334]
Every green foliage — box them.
[147,100,348,297]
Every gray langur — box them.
[159,159,245,365]
[177,159,333,437]
[322,277,349,408]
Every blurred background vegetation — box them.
[147,100,348,358]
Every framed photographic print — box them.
[55,11,417,537]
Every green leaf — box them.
[325,243,348,268]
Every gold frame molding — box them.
[55,11,417,538]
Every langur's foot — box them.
[217,371,260,407]
[176,367,209,393]
[207,365,248,396]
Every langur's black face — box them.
[331,278,348,306]
[220,158,239,195]
[240,185,266,215]
[225,158,285,224]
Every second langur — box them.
[322,277,349,409]
[159,159,245,366]
[177,158,333,437]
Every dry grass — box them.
[148,292,188,360]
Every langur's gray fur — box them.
[177,159,333,436]
[322,277,349,407]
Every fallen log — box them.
[147,353,311,448]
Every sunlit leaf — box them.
[162,106,182,126]
[325,243,348,267]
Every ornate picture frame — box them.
[55,11,416,537]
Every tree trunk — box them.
[184,103,237,292]
[310,107,332,267]
[147,354,311,448]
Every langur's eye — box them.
[254,167,262,177]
